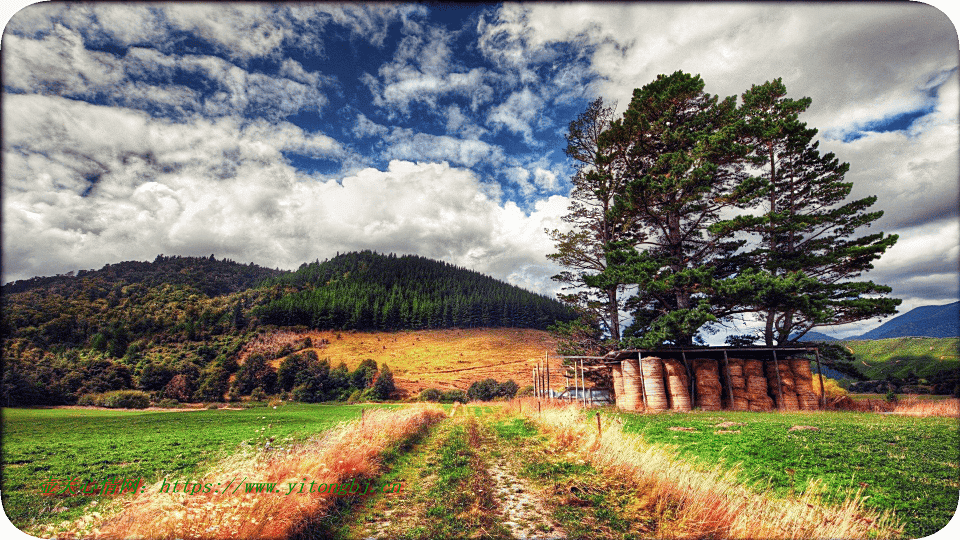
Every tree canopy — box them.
[550,72,900,349]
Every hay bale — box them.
[789,358,819,410]
[765,360,800,410]
[612,363,625,409]
[692,358,722,411]
[663,359,691,411]
[641,356,669,411]
[620,359,643,411]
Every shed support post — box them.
[814,348,825,409]
[637,354,648,412]
[772,350,784,410]
[682,351,695,408]
[722,351,734,409]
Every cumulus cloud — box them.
[2,94,568,296]
[381,127,507,169]
[486,87,546,145]
[363,24,495,117]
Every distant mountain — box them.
[795,330,840,342]
[253,251,576,331]
[851,301,959,340]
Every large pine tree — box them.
[547,97,630,343]
[597,71,759,347]
[730,79,900,345]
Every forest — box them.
[1,251,574,406]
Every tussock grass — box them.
[94,405,445,539]
[508,400,901,539]
[892,397,960,417]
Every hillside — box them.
[2,252,575,406]
[240,327,558,399]
[851,301,959,339]
[253,251,575,331]
[845,337,959,378]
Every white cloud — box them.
[485,87,545,145]
[2,94,569,295]
[382,127,506,169]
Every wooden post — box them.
[722,351,734,409]
[682,351,695,408]
[546,352,551,400]
[596,411,602,438]
[637,354,649,412]
[580,360,586,406]
[814,348,826,409]
[538,399,541,415]
[772,350,784,410]
[532,368,538,398]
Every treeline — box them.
[252,251,575,331]
[550,72,900,354]
[2,251,574,406]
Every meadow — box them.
[2,401,957,539]
[0,404,389,532]
[613,408,959,538]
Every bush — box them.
[250,387,267,402]
[155,398,180,408]
[419,388,442,402]
[440,389,468,404]
[78,390,151,409]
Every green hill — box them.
[1,251,575,406]
[844,337,959,393]
[252,251,575,331]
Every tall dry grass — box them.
[93,405,445,540]
[892,396,960,417]
[510,401,901,539]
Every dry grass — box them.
[245,328,556,398]
[508,400,902,539]
[93,405,445,539]
[892,396,960,417]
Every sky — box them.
[2,1,958,340]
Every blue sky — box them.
[2,1,958,339]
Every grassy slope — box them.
[0,404,379,533]
[844,337,959,379]
[615,408,959,538]
[253,328,558,398]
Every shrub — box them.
[155,398,180,408]
[78,390,151,409]
[250,387,267,402]
[419,388,442,402]
[440,389,468,404]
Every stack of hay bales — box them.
[663,359,692,411]
[789,358,820,410]
[612,363,625,409]
[692,358,723,410]
[620,359,643,411]
[724,358,749,410]
[743,359,774,411]
[765,360,800,410]
[640,356,669,411]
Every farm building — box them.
[602,346,826,412]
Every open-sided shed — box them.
[602,346,826,412]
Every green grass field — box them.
[611,408,959,538]
[0,404,392,532]
[846,337,959,380]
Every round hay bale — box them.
[620,359,643,411]
[641,356,669,411]
[663,359,691,411]
[612,363,625,409]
